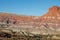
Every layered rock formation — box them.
[0,6,60,35]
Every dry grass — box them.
[0,33,60,40]
[0,24,60,40]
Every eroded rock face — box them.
[0,6,60,35]
[42,6,60,19]
[0,13,35,24]
[0,6,60,24]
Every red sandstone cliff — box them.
[0,6,60,26]
[0,6,60,34]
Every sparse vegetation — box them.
[0,24,60,40]
[0,29,60,40]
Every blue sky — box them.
[0,0,60,16]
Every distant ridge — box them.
[0,6,60,24]
[0,6,60,34]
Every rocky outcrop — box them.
[0,6,60,35]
